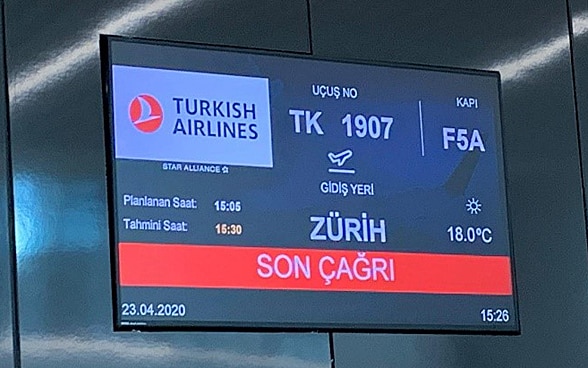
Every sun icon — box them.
[466,198,482,215]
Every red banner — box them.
[118,242,513,295]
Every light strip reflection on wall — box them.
[9,334,327,368]
[485,12,588,82]
[9,0,196,109]
[8,6,588,107]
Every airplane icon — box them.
[328,149,353,166]
[328,149,355,174]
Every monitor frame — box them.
[100,34,520,335]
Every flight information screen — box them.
[103,36,518,332]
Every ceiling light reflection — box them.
[487,11,588,83]
[19,334,327,368]
[9,0,195,109]
[9,4,588,105]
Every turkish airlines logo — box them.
[129,94,163,133]
[114,65,273,167]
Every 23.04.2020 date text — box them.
[121,303,187,317]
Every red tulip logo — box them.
[129,94,163,133]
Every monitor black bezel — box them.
[100,34,520,335]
